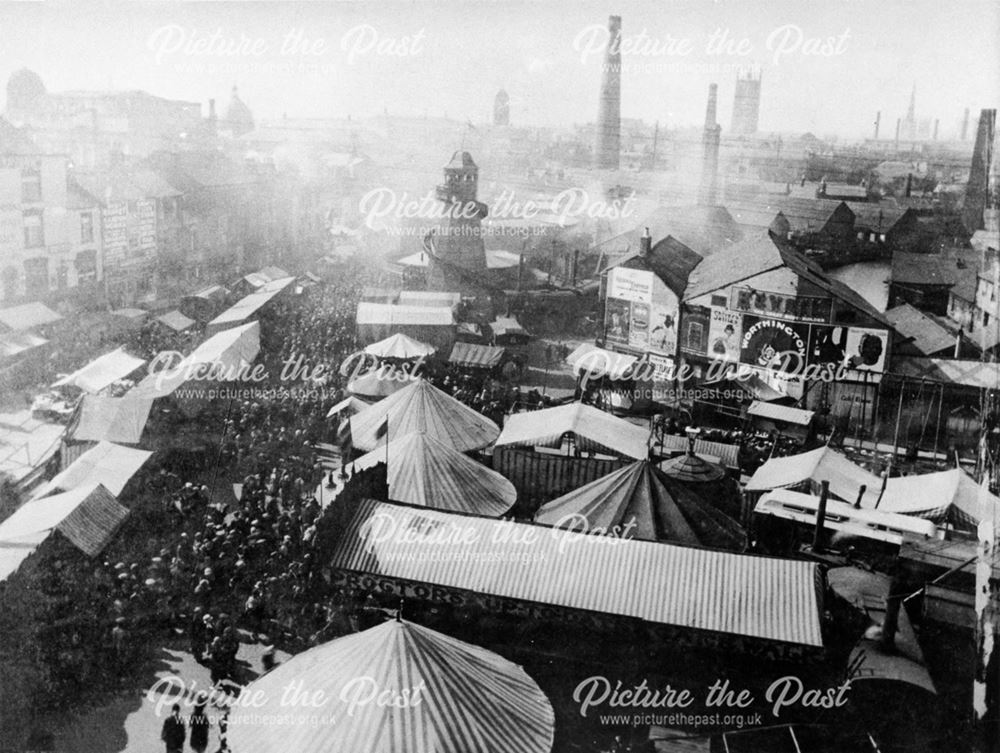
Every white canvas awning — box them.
[566,343,637,380]
[206,277,294,335]
[0,302,62,331]
[495,402,650,459]
[52,348,146,393]
[69,395,153,444]
[132,321,260,398]
[34,441,152,498]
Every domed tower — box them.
[493,89,510,127]
[427,151,489,292]
[224,85,254,137]
[6,69,46,114]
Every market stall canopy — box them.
[746,446,1000,529]
[132,321,260,398]
[353,431,516,516]
[347,369,420,400]
[206,277,295,335]
[330,499,824,649]
[656,434,740,470]
[356,303,456,327]
[397,290,462,308]
[0,532,48,583]
[565,343,637,381]
[1,482,127,555]
[0,301,61,331]
[363,333,436,359]
[69,395,153,445]
[111,308,148,325]
[34,440,153,498]
[227,618,554,753]
[52,348,146,394]
[495,402,649,460]
[449,342,505,369]
[535,460,744,549]
[350,379,500,452]
[326,396,371,419]
[0,331,48,360]
[747,401,815,426]
[155,309,195,332]
[490,316,530,338]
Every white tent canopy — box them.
[34,441,152,498]
[495,402,650,460]
[227,619,555,753]
[53,348,146,393]
[363,333,436,359]
[353,431,516,516]
[132,321,260,398]
[69,395,153,444]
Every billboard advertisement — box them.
[739,316,809,371]
[808,325,889,374]
[731,287,832,324]
[604,298,631,347]
[680,305,710,356]
[707,307,743,363]
[605,267,679,357]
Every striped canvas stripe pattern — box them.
[330,499,824,648]
[227,620,554,753]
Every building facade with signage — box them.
[679,231,893,426]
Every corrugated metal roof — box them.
[495,402,650,460]
[0,302,62,331]
[52,347,145,393]
[449,342,505,369]
[747,401,815,426]
[364,333,436,359]
[353,431,516,516]
[357,303,455,327]
[330,499,824,648]
[351,380,500,452]
[227,619,555,753]
[535,460,744,549]
[884,304,956,355]
[69,395,152,445]
[36,441,152,497]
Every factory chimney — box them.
[874,111,881,140]
[894,118,901,151]
[594,15,622,170]
[698,83,721,206]
[933,118,940,141]
[962,108,971,141]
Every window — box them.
[985,312,991,327]
[711,294,727,307]
[80,212,94,245]
[23,212,44,248]
[21,166,41,203]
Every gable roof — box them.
[607,236,703,297]
[885,304,956,355]
[892,251,959,287]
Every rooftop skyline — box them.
[1,0,997,139]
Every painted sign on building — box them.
[605,267,678,357]
[731,287,832,324]
[808,325,889,374]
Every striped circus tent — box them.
[658,444,726,483]
[350,379,500,452]
[535,460,745,550]
[364,332,436,359]
[227,619,554,753]
[352,431,515,516]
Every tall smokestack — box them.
[594,15,622,170]
[699,83,721,206]
[963,109,997,234]
[962,108,971,141]
[894,117,901,150]
[933,118,939,141]
[874,111,881,140]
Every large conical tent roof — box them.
[364,332,436,359]
[353,431,515,516]
[351,379,500,452]
[535,460,745,549]
[227,619,554,753]
[659,449,726,483]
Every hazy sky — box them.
[1,0,997,138]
